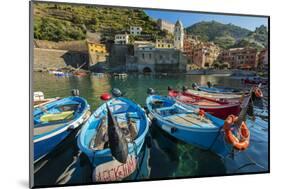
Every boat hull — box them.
[187,89,244,103]
[200,105,240,120]
[153,117,229,157]
[168,90,241,119]
[34,128,71,161]
[146,95,231,157]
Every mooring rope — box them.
[233,152,267,173]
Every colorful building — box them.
[258,49,268,71]
[219,47,258,69]
[155,39,174,49]
[88,42,107,53]
[183,35,201,58]
[87,40,108,68]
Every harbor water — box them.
[33,72,269,187]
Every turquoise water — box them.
[33,72,269,187]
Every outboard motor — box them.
[167,86,173,91]
[147,88,156,95]
[112,88,122,97]
[71,89,80,96]
[207,81,212,88]
[191,83,198,90]
[182,86,188,92]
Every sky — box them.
[144,10,268,31]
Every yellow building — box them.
[156,39,174,49]
[87,40,108,67]
[87,41,107,53]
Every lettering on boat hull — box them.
[92,155,137,182]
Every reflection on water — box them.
[33,72,269,187]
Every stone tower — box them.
[174,20,184,50]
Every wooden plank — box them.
[34,123,64,136]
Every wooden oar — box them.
[236,87,255,127]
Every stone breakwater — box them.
[33,48,89,71]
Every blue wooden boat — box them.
[146,95,233,157]
[33,96,90,162]
[78,97,149,182]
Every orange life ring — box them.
[223,115,250,151]
[254,87,263,98]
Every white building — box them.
[130,26,142,36]
[174,20,184,50]
[114,34,129,44]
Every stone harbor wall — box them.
[33,48,89,71]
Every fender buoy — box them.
[100,93,111,101]
[198,109,205,117]
[223,115,250,151]
[254,87,263,98]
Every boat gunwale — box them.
[78,97,149,158]
[33,96,90,142]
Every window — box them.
[162,44,164,47]
[149,53,152,59]
[168,45,170,48]
[142,53,145,59]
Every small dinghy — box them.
[33,93,90,162]
[146,89,253,157]
[168,87,241,119]
[78,89,149,182]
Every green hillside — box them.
[186,21,268,50]
[33,2,163,42]
[186,21,251,41]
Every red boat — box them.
[168,89,241,119]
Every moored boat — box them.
[168,87,241,119]
[193,82,246,94]
[33,95,90,162]
[186,89,244,103]
[77,91,149,182]
[33,91,60,108]
[146,93,251,157]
